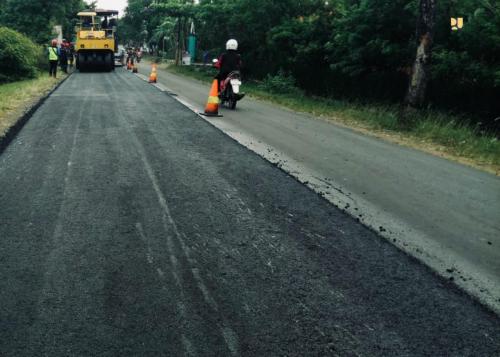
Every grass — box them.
[0,73,65,138]
[166,63,499,174]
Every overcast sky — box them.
[96,0,128,17]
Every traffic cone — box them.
[132,63,138,73]
[200,79,222,117]
[148,64,157,83]
[127,59,132,70]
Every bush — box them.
[0,27,43,83]
[259,69,303,95]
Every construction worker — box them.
[59,44,68,74]
[215,39,242,91]
[48,39,59,78]
[68,44,75,69]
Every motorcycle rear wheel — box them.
[226,86,237,109]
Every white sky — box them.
[96,0,128,17]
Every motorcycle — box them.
[213,59,245,109]
[219,71,245,109]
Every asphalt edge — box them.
[131,70,500,318]
[0,73,72,156]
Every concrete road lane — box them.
[0,70,499,356]
[137,61,500,312]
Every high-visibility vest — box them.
[48,47,58,61]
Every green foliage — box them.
[0,27,43,83]
[324,0,416,100]
[259,70,303,95]
[430,1,500,118]
[118,0,159,46]
[0,0,87,43]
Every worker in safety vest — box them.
[48,39,59,78]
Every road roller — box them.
[75,9,118,71]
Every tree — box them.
[152,1,197,64]
[325,0,416,100]
[404,0,437,110]
[0,0,88,43]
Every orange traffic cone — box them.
[127,59,132,70]
[200,79,222,117]
[148,64,157,83]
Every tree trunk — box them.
[175,18,181,66]
[404,0,437,110]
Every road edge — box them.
[0,74,72,156]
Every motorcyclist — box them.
[215,39,242,91]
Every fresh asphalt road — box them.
[137,61,500,312]
[0,70,499,356]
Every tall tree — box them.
[404,0,437,109]
[0,0,87,43]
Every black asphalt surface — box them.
[0,70,499,356]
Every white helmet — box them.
[226,39,238,50]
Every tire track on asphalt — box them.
[106,72,198,355]
[135,222,197,356]
[108,70,240,356]
[26,76,91,352]
[0,76,85,354]
[115,70,362,354]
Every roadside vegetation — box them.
[166,63,500,173]
[0,1,85,137]
[0,0,86,44]
[0,74,65,138]
[0,27,44,83]
[0,26,67,138]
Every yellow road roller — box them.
[75,9,118,71]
